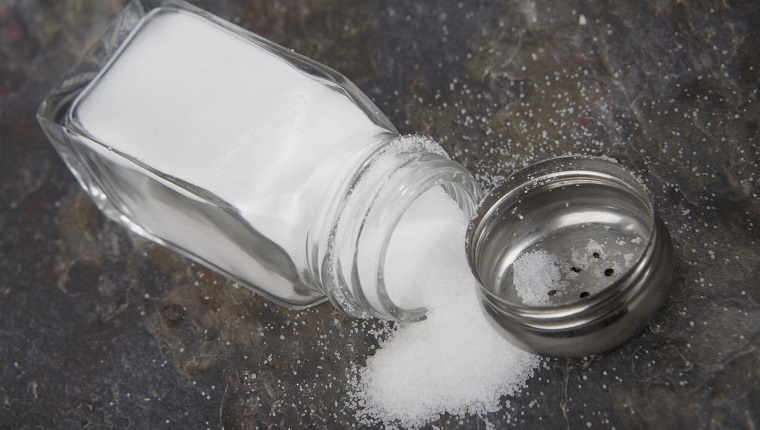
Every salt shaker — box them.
[39,0,673,356]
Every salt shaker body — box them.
[38,0,482,321]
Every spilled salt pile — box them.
[351,187,539,428]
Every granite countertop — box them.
[1,0,758,428]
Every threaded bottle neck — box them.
[319,135,482,321]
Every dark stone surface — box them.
[1,0,759,428]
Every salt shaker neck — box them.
[319,135,482,321]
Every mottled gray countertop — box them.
[1,0,758,428]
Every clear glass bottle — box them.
[37,0,482,322]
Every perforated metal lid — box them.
[466,156,674,357]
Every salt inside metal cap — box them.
[466,156,674,357]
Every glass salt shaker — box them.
[37,0,482,322]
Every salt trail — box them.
[352,187,539,428]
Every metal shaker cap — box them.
[466,156,674,357]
